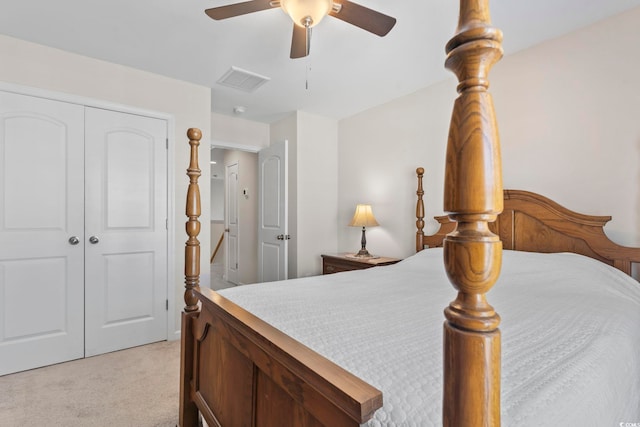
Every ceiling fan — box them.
[205,0,396,59]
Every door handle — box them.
[68,236,80,245]
[89,236,99,244]
[276,234,291,240]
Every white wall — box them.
[0,34,212,337]
[296,111,339,276]
[492,7,640,246]
[210,178,225,220]
[338,6,640,258]
[212,112,270,149]
[338,81,455,258]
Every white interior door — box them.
[84,108,168,357]
[225,162,239,284]
[0,91,85,375]
[258,141,288,283]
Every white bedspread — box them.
[219,249,640,426]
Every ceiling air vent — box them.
[216,66,270,93]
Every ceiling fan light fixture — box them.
[280,0,333,28]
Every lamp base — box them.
[353,226,374,258]
[353,249,374,258]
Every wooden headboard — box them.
[416,168,640,276]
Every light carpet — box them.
[0,340,180,427]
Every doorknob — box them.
[89,236,99,244]
[68,236,80,245]
[276,234,291,240]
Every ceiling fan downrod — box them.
[302,17,312,56]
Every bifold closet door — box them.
[83,108,168,357]
[0,91,85,375]
[0,92,168,374]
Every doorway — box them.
[209,146,259,287]
[209,142,290,286]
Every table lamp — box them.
[348,204,379,257]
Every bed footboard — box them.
[181,287,382,427]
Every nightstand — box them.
[321,253,401,275]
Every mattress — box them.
[219,249,640,426]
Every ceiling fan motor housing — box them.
[280,0,333,27]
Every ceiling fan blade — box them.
[205,0,277,20]
[290,24,311,59]
[329,0,396,36]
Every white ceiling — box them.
[2,0,640,123]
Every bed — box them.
[178,1,640,426]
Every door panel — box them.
[2,258,68,339]
[84,108,167,357]
[105,134,154,228]
[258,141,288,283]
[0,91,85,375]
[102,252,155,324]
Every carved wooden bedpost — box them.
[442,1,503,426]
[416,167,425,252]
[184,128,202,312]
[180,128,202,427]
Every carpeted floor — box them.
[0,340,180,427]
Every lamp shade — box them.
[280,0,332,27]
[348,204,379,228]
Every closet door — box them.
[0,91,85,375]
[84,108,168,356]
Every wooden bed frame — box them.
[415,168,640,276]
[179,1,640,426]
